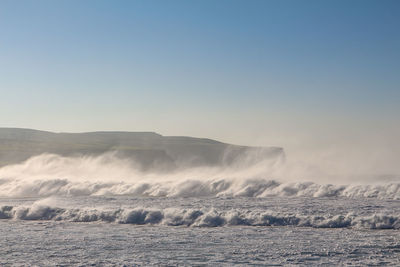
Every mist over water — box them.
[2,134,399,267]
[0,133,399,266]
[0,147,398,199]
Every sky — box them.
[0,0,399,154]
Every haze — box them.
[1,0,399,178]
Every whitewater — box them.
[1,153,400,265]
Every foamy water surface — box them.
[1,154,400,265]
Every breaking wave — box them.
[0,153,399,199]
[0,177,399,199]
[1,203,399,229]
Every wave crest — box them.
[0,178,399,199]
[0,154,399,199]
[1,204,399,229]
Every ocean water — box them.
[1,154,400,266]
[1,195,400,266]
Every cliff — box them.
[0,128,284,171]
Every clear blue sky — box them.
[1,0,399,149]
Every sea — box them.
[0,154,399,266]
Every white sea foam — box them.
[1,203,399,229]
[0,153,399,199]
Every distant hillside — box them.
[0,128,284,171]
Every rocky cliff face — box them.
[0,128,284,171]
